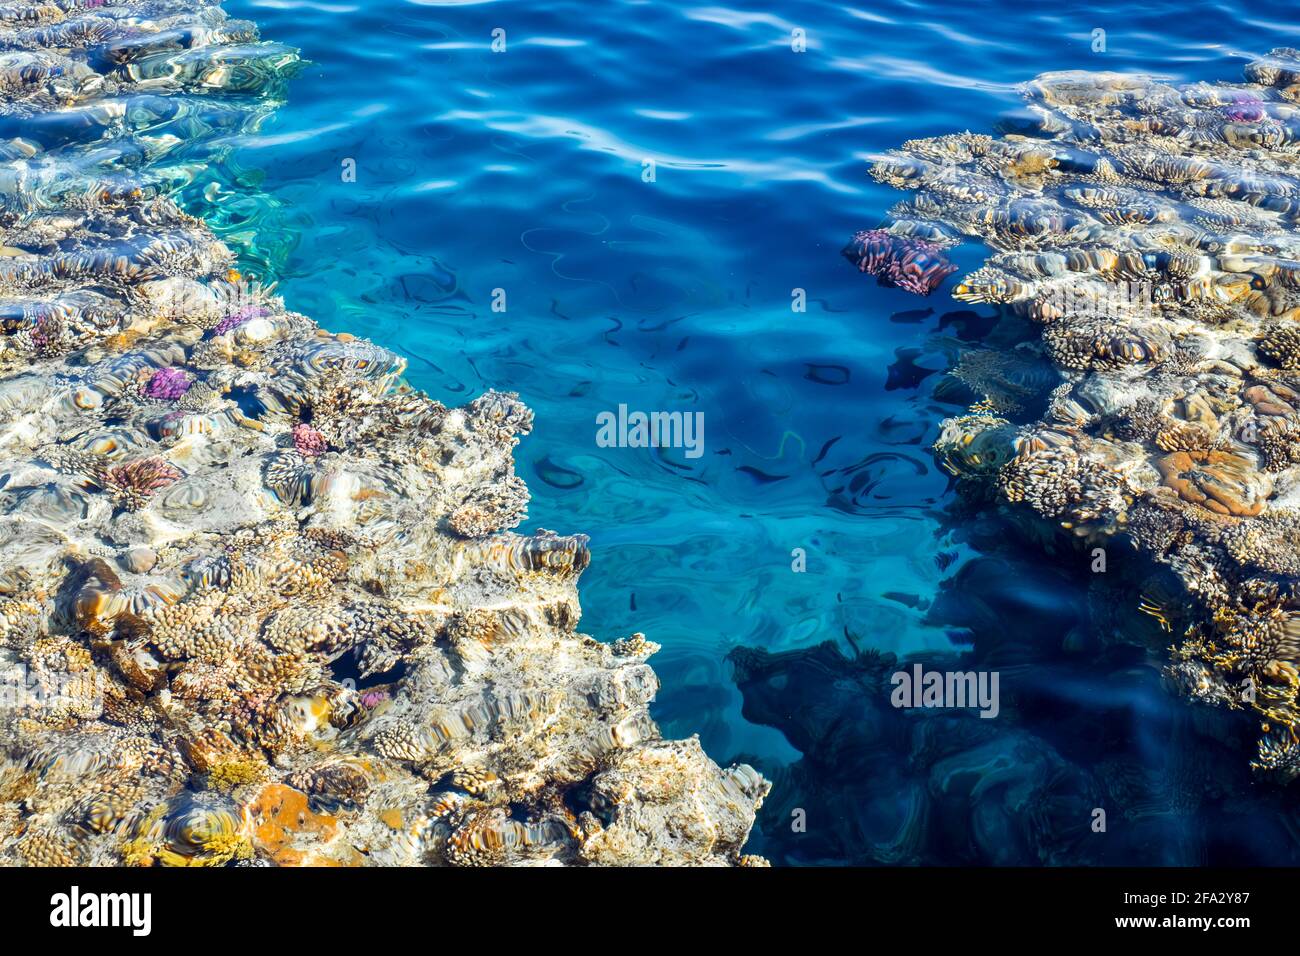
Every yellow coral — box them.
[119,837,156,868]
[204,756,270,793]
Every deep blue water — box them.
[206,0,1300,864]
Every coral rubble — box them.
[861,49,1300,779]
[0,1,767,866]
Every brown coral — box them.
[1155,450,1272,517]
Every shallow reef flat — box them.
[863,49,1300,780]
[0,1,768,866]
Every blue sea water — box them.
[204,0,1300,863]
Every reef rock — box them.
[861,49,1300,780]
[0,1,767,866]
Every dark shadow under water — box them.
[731,515,1300,865]
[728,304,1300,865]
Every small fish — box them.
[804,363,851,386]
[736,465,789,484]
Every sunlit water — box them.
[195,0,1300,863]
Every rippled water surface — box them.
[208,0,1300,863]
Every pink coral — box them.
[143,367,192,400]
[292,423,327,457]
[105,457,183,511]
[843,229,958,296]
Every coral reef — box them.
[860,49,1300,780]
[0,1,767,866]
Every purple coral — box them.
[212,304,269,337]
[29,314,59,353]
[292,423,327,457]
[144,366,192,400]
[360,689,390,708]
[1224,103,1267,122]
[1221,91,1268,123]
[843,229,958,296]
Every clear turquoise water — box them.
[201,0,1300,863]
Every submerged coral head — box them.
[292,422,327,457]
[1223,101,1267,122]
[144,367,192,400]
[843,229,957,296]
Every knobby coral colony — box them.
[857,48,1300,782]
[0,1,768,867]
